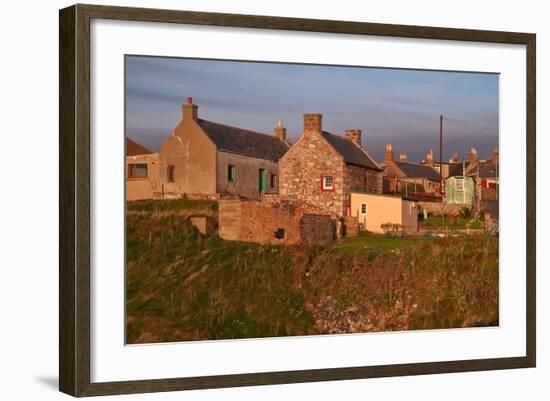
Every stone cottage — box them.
[125,138,160,201]
[381,144,441,195]
[278,113,382,218]
[157,98,290,199]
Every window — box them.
[455,178,465,191]
[167,165,175,182]
[360,203,367,215]
[270,174,277,188]
[228,164,236,182]
[321,175,334,191]
[128,163,148,178]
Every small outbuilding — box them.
[349,192,418,234]
[444,175,475,205]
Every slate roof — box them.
[393,160,440,181]
[322,131,381,171]
[126,137,152,156]
[198,119,289,161]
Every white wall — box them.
[0,1,547,400]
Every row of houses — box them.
[126,98,498,243]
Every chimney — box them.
[426,148,434,165]
[384,143,394,162]
[399,152,407,161]
[182,96,198,121]
[469,147,478,162]
[345,129,362,147]
[303,113,322,133]
[492,147,499,165]
[274,117,287,142]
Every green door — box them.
[259,169,267,193]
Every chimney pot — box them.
[345,129,362,147]
[384,143,394,161]
[182,97,198,121]
[274,118,287,142]
[426,148,434,165]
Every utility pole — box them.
[440,114,443,197]
[440,114,445,233]
[463,156,466,204]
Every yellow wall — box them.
[126,153,160,201]
[159,119,217,197]
[350,192,418,234]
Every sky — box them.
[125,55,499,163]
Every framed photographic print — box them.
[59,3,536,397]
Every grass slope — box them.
[126,199,498,343]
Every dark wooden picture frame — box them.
[59,3,536,397]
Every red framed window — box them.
[321,174,335,191]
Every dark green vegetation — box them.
[126,200,498,344]
[422,215,484,230]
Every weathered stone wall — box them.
[343,216,359,237]
[216,151,279,199]
[218,200,242,241]
[418,201,471,217]
[279,128,346,217]
[300,215,335,244]
[240,201,302,245]
[344,164,382,194]
[219,199,335,245]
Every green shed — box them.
[444,176,475,205]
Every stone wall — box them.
[216,151,279,199]
[219,199,335,245]
[418,201,471,217]
[344,163,382,194]
[278,125,346,217]
[343,216,359,237]
[300,215,335,244]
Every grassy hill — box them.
[126,199,498,344]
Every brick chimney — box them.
[182,96,198,121]
[274,117,287,142]
[399,152,407,161]
[345,129,362,147]
[492,147,499,165]
[303,113,322,133]
[426,148,434,165]
[384,143,394,161]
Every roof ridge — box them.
[198,118,279,140]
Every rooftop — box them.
[322,131,381,171]
[198,119,289,162]
[126,137,153,156]
[393,160,441,181]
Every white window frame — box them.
[455,178,465,191]
[322,175,334,191]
